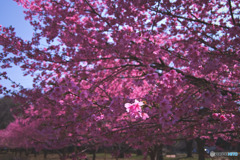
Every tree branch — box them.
[228,0,236,25]
[154,10,229,29]
[83,0,112,27]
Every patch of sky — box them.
[0,1,35,96]
[169,0,177,3]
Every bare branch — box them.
[228,0,236,25]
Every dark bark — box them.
[92,149,96,160]
[34,152,37,157]
[237,143,240,152]
[0,97,16,129]
[136,149,142,156]
[157,144,164,160]
[149,151,154,160]
[118,151,124,158]
[186,140,193,157]
[19,149,23,156]
[149,144,164,160]
[196,138,205,160]
[14,149,17,156]
[33,149,38,157]
[61,148,67,160]
[44,150,47,159]
[25,149,29,156]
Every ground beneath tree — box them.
[0,152,223,160]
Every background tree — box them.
[0,96,15,129]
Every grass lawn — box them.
[0,152,221,160]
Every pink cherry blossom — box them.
[220,115,227,122]
[125,100,149,120]
[212,113,219,120]
[125,99,143,113]
[0,0,239,159]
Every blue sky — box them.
[0,0,34,95]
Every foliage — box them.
[0,0,240,159]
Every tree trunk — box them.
[196,138,205,160]
[117,144,124,158]
[92,149,96,160]
[14,149,17,156]
[157,144,163,160]
[44,150,47,159]
[34,152,37,157]
[149,151,154,160]
[33,149,37,157]
[25,149,29,156]
[237,143,240,152]
[136,149,142,156]
[19,149,23,156]
[118,151,124,158]
[149,144,164,160]
[61,148,67,160]
[186,139,193,157]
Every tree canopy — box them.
[0,0,239,160]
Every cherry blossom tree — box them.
[0,96,15,129]
[0,0,240,160]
